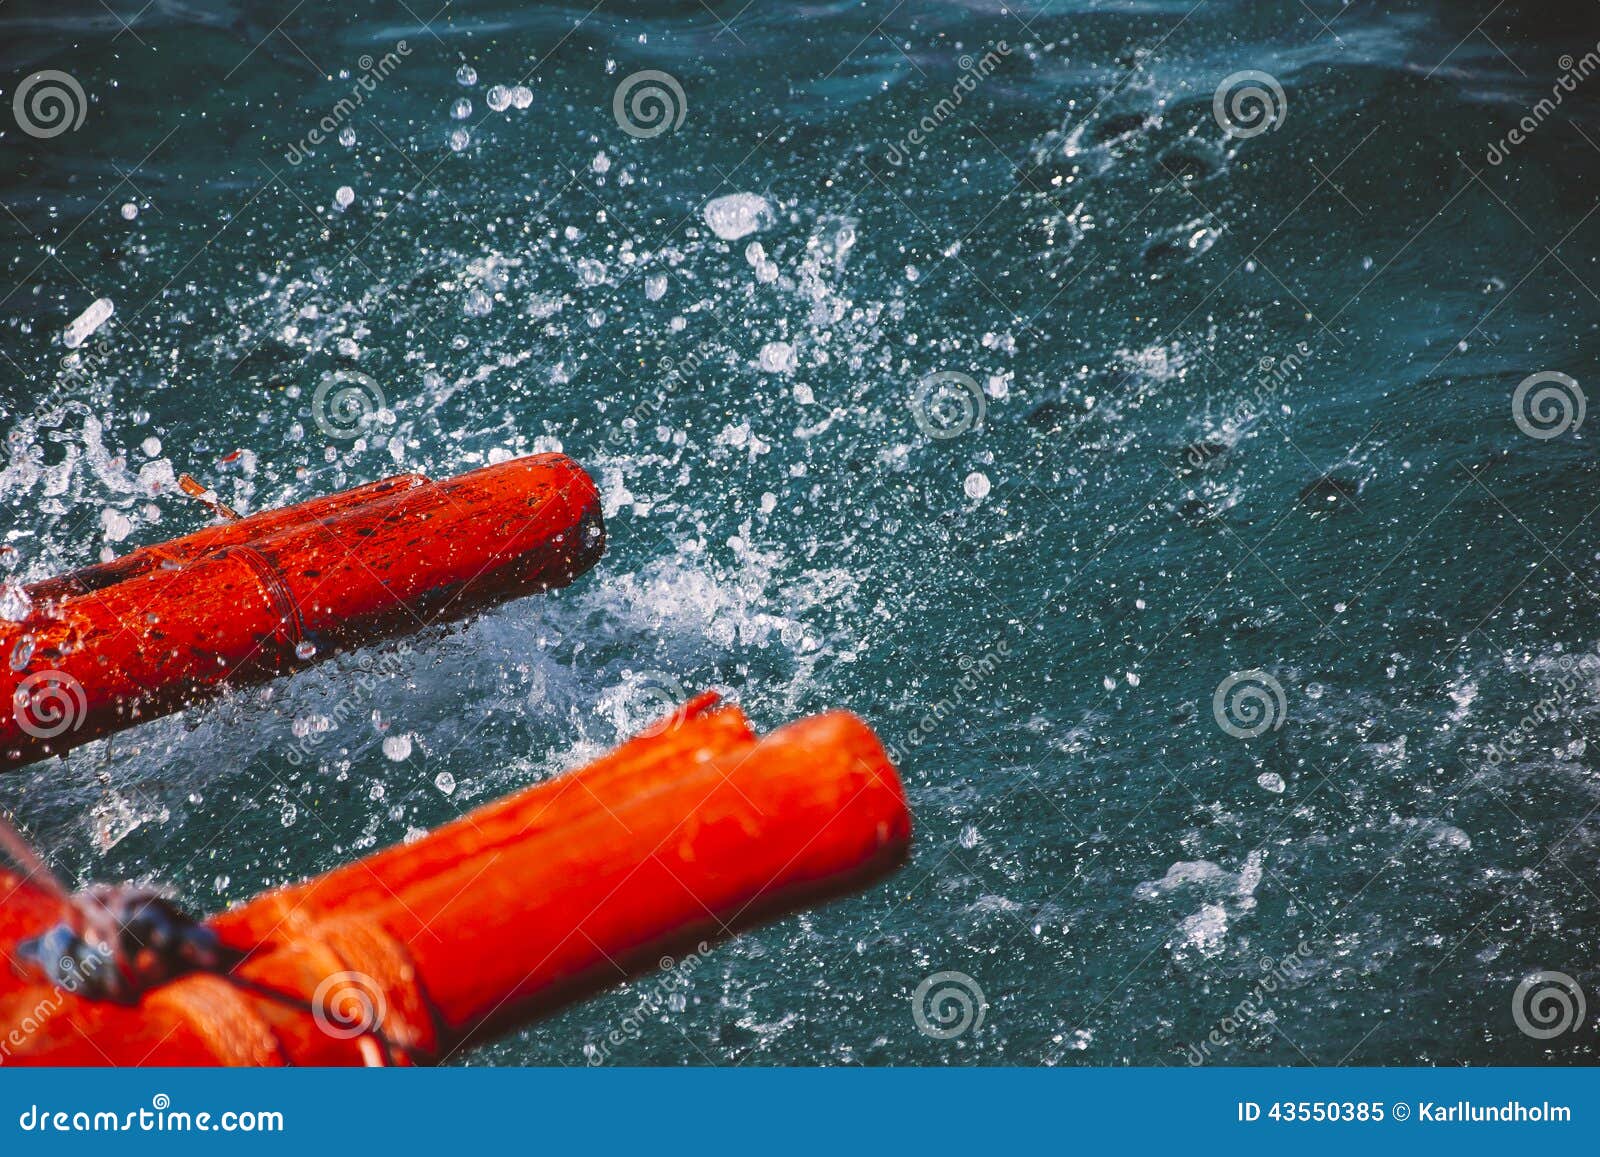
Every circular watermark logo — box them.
[1212,669,1287,739]
[911,970,987,1040]
[910,371,985,439]
[1512,371,1585,440]
[613,70,686,139]
[311,370,386,440]
[601,669,688,739]
[12,669,87,739]
[13,70,87,139]
[1213,70,1287,139]
[1511,970,1586,1040]
[311,970,387,1040]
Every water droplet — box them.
[758,341,795,373]
[434,771,456,795]
[334,185,355,210]
[383,733,413,761]
[456,64,477,86]
[964,471,991,500]
[448,127,471,152]
[63,298,113,350]
[486,85,511,111]
[294,640,318,660]
[0,585,31,623]
[451,97,472,120]
[703,193,774,240]
[119,203,138,221]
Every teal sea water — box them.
[2,0,1599,1065]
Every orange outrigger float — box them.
[0,694,910,1065]
[1,454,604,770]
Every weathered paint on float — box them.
[0,696,911,1065]
[0,454,604,770]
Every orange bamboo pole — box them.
[0,697,910,1065]
[1,454,604,771]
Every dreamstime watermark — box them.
[911,970,987,1040]
[1212,669,1287,739]
[1484,648,1600,767]
[1488,44,1600,165]
[613,70,686,139]
[0,951,106,1065]
[10,316,119,432]
[311,369,389,440]
[12,70,87,139]
[909,370,986,439]
[660,347,708,392]
[1185,341,1312,468]
[11,670,87,741]
[284,642,413,767]
[283,43,411,165]
[56,328,116,398]
[884,44,1009,167]
[1511,971,1587,1040]
[881,640,1011,767]
[1512,370,1584,440]
[1179,938,1318,1064]
[311,970,387,1040]
[601,386,667,453]
[582,942,710,1063]
[598,669,688,740]
[16,1095,283,1133]
[1213,70,1287,139]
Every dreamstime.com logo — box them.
[1512,370,1585,440]
[911,970,987,1040]
[11,670,87,740]
[1212,669,1288,739]
[1213,70,1287,139]
[16,1094,284,1134]
[909,370,986,439]
[1512,971,1587,1040]
[12,70,87,139]
[311,970,387,1040]
[613,70,686,138]
[311,370,389,440]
